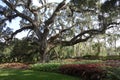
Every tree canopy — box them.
[0,0,120,62]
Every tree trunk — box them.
[40,50,47,63]
[38,38,48,63]
[34,27,49,63]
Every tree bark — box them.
[39,39,48,63]
[34,26,49,63]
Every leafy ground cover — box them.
[0,69,80,80]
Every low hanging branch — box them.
[52,21,120,46]
[52,29,100,46]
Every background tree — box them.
[0,0,119,62]
[10,38,39,62]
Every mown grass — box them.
[0,69,80,80]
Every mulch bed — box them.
[0,63,30,69]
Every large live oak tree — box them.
[0,0,120,62]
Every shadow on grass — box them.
[0,69,80,80]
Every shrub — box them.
[30,63,61,72]
[82,55,93,59]
[105,56,120,60]
[59,64,107,80]
[106,67,120,80]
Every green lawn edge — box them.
[0,69,80,80]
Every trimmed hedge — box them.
[59,64,107,80]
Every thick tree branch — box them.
[44,0,66,27]
[0,15,18,25]
[52,29,99,46]
[61,35,92,46]
[2,0,34,25]
[27,0,32,8]
[6,26,34,41]
[40,0,46,5]
[48,24,75,43]
[51,21,120,46]
[40,0,66,42]
[0,11,4,15]
[107,22,120,29]
[52,34,92,46]
[71,29,102,42]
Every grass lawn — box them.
[0,69,80,80]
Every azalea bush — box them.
[59,64,107,80]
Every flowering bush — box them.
[59,64,106,80]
